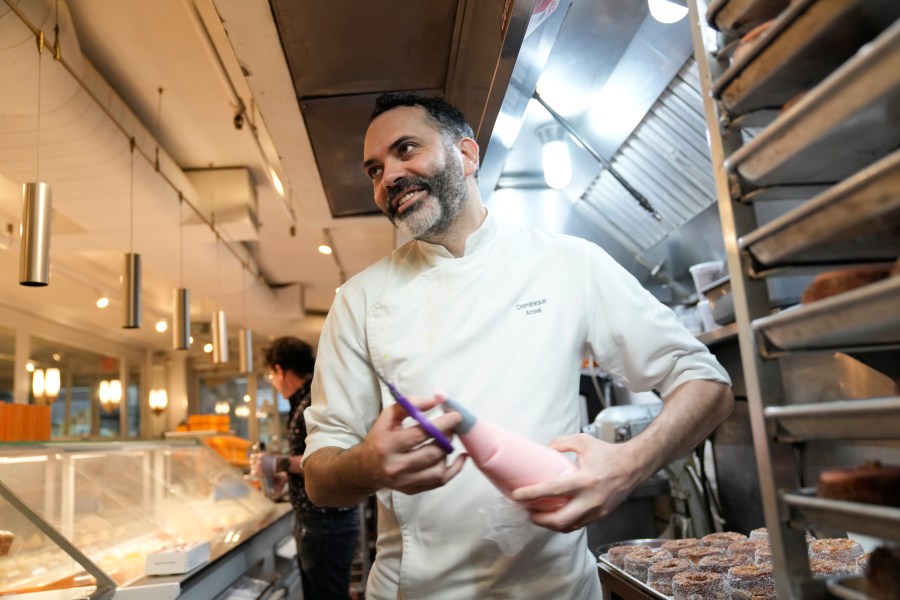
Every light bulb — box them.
[648,0,688,24]
[318,243,333,255]
[541,139,572,190]
[203,343,213,353]
[96,296,109,309]
[155,319,168,333]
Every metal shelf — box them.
[739,149,900,266]
[784,490,900,542]
[753,276,900,351]
[764,397,900,442]
[726,20,900,186]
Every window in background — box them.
[30,336,121,438]
[127,364,141,437]
[199,375,249,439]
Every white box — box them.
[145,541,210,576]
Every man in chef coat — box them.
[302,92,734,599]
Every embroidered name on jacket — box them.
[516,298,547,315]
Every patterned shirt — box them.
[286,380,355,517]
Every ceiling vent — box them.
[185,168,259,241]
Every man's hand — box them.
[510,433,641,532]
[304,395,466,507]
[360,394,466,495]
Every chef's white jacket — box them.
[305,213,731,599]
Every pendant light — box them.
[20,30,52,287]
[211,235,228,364]
[173,191,191,350]
[122,138,141,328]
[238,261,252,374]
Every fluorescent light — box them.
[648,0,688,24]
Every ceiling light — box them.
[269,167,284,196]
[203,342,213,353]
[647,0,688,24]
[536,124,572,190]
[20,34,51,287]
[211,310,229,364]
[96,296,109,309]
[318,228,334,255]
[25,362,34,373]
[155,319,168,333]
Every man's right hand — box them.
[365,394,466,495]
[304,395,466,507]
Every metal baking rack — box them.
[688,0,900,597]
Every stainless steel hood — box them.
[269,0,543,218]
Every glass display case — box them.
[0,440,294,598]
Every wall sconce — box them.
[536,123,572,190]
[647,0,688,24]
[99,379,123,413]
[149,388,168,415]
[32,368,60,405]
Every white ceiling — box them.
[0,0,704,365]
[0,0,397,358]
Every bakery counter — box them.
[725,20,900,187]
[0,440,297,599]
[712,0,899,116]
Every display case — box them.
[0,440,294,599]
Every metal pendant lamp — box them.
[20,182,52,286]
[173,191,191,349]
[20,31,52,287]
[122,138,141,329]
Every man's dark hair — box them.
[370,92,475,142]
[264,337,315,378]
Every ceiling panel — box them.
[270,0,461,98]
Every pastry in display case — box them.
[0,439,293,598]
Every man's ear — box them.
[459,137,480,176]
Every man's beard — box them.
[386,153,467,241]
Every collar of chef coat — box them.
[411,209,496,263]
